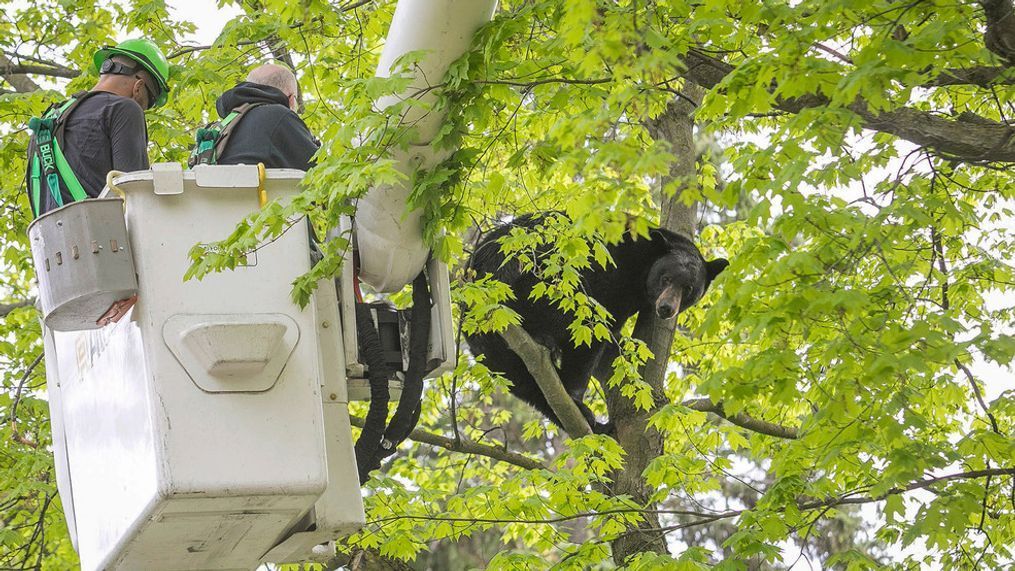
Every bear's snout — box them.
[654,286,682,320]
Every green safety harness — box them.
[27,91,98,217]
[188,102,267,168]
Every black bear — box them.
[465,214,728,433]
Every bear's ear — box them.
[649,229,671,250]
[705,258,729,283]
[649,228,687,251]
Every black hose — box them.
[377,270,431,459]
[353,301,392,484]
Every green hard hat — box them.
[93,38,171,108]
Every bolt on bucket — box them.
[28,198,138,331]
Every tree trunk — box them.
[605,84,704,565]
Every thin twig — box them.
[682,398,799,439]
[365,467,1015,530]
[9,353,44,428]
[955,359,1003,435]
[349,415,547,471]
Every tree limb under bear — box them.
[500,324,594,438]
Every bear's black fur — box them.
[465,214,728,433]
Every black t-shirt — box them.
[213,82,319,171]
[29,91,148,216]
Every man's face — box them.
[102,57,159,111]
[131,72,158,111]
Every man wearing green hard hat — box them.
[25,38,171,217]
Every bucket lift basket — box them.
[37,165,364,571]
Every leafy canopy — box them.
[1,0,1013,569]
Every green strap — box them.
[219,111,241,127]
[48,173,62,207]
[51,139,87,202]
[30,155,41,217]
[44,98,77,121]
[31,121,64,209]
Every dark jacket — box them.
[214,82,319,171]
[28,92,148,216]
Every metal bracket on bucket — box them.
[28,198,138,331]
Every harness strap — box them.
[188,103,266,168]
[220,110,242,128]
[52,138,87,202]
[29,155,41,218]
[46,98,79,120]
[27,92,97,215]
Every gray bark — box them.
[0,53,42,93]
[501,324,594,438]
[982,0,1015,63]
[605,84,704,565]
[680,50,1015,162]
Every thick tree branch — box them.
[601,87,706,566]
[680,50,1015,162]
[349,415,548,471]
[0,64,77,80]
[982,0,1015,63]
[447,59,1014,162]
[500,324,594,438]
[1,50,67,68]
[927,65,1015,86]
[846,103,1015,162]
[1,299,34,318]
[683,49,1015,89]
[682,398,799,439]
[680,50,736,91]
[0,54,41,93]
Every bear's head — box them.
[645,230,728,320]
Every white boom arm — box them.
[354,0,498,292]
